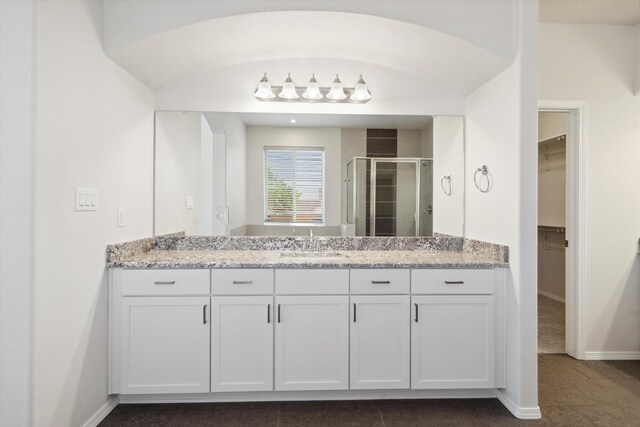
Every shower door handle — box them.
[425,205,432,215]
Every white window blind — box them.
[264,147,325,224]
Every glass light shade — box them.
[325,74,346,100]
[302,74,323,100]
[350,75,371,101]
[254,73,275,99]
[278,73,299,99]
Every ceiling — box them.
[540,0,640,25]
[239,113,434,129]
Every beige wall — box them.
[433,117,465,237]
[538,112,568,301]
[34,1,155,425]
[155,111,202,235]
[541,23,640,355]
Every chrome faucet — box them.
[305,229,318,252]
[307,229,314,252]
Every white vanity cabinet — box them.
[210,270,275,392]
[110,265,505,398]
[411,269,498,389]
[349,269,410,389]
[211,296,274,392]
[111,269,211,395]
[274,270,350,391]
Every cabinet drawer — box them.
[350,269,410,294]
[211,269,274,295]
[276,269,349,295]
[411,269,494,294]
[115,269,210,296]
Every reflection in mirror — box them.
[154,112,464,238]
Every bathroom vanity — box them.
[107,236,508,403]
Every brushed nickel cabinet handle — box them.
[353,303,357,323]
[154,281,175,285]
[233,280,253,285]
[203,304,207,324]
[444,281,464,285]
[267,304,271,324]
[414,303,419,323]
[371,280,391,284]
[277,304,281,323]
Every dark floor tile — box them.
[577,404,640,427]
[538,379,591,406]
[278,400,383,427]
[533,405,596,426]
[171,403,278,427]
[99,404,180,427]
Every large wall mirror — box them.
[154,112,465,238]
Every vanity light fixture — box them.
[254,73,372,103]
[302,74,323,100]
[278,73,299,100]
[254,72,276,99]
[325,74,347,100]
[350,74,372,101]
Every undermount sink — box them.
[279,251,349,258]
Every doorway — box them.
[537,102,587,359]
[537,112,569,354]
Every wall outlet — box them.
[75,187,97,211]
[117,207,126,227]
[216,206,229,224]
[186,196,194,209]
[173,206,179,222]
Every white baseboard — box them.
[119,389,498,405]
[538,290,565,303]
[584,351,640,360]
[496,390,541,420]
[82,396,119,427]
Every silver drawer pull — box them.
[371,280,391,284]
[444,281,465,285]
[232,280,253,285]
[154,281,176,285]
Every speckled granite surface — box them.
[107,236,508,269]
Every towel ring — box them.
[474,165,493,193]
[440,175,453,196]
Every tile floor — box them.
[100,355,640,426]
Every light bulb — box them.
[326,74,346,100]
[278,73,299,99]
[302,74,323,100]
[253,72,275,99]
[350,74,371,101]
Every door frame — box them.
[538,101,587,359]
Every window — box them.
[264,147,325,225]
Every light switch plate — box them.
[117,207,126,227]
[75,187,97,211]
[186,196,194,209]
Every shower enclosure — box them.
[346,157,433,237]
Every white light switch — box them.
[186,196,194,209]
[117,207,126,227]
[75,187,98,211]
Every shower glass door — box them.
[371,159,419,237]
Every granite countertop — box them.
[106,236,509,269]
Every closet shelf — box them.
[538,225,565,233]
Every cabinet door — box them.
[411,295,495,389]
[211,296,273,392]
[275,296,349,391]
[120,296,210,394]
[350,295,410,389]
